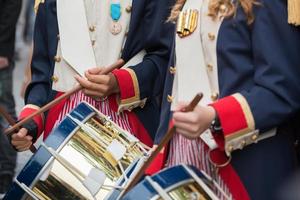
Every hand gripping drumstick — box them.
[121,93,203,196]
[0,105,37,153]
[4,59,125,141]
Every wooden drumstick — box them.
[4,59,125,136]
[0,105,37,153]
[122,93,203,195]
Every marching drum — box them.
[122,165,230,200]
[4,102,149,200]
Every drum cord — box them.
[67,114,130,180]
[66,114,137,191]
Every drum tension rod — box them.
[15,178,43,200]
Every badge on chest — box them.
[110,1,122,35]
[177,9,199,38]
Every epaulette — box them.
[288,0,300,26]
[34,0,45,14]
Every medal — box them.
[110,21,122,35]
[110,1,122,35]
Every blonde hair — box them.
[168,0,259,24]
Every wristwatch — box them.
[210,113,223,134]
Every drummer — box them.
[151,0,300,199]
[11,0,174,151]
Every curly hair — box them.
[168,0,259,24]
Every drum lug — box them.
[182,165,230,200]
[145,176,173,200]
[15,178,42,200]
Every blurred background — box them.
[1,0,35,178]
[13,0,35,173]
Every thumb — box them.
[17,128,28,138]
[88,67,103,75]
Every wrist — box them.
[206,106,216,124]
[208,106,223,134]
[110,73,120,94]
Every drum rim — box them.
[125,164,218,200]
[150,179,198,200]
[11,102,144,200]
[10,102,95,200]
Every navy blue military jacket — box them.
[155,0,300,199]
[25,0,175,139]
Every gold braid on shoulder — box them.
[168,0,187,22]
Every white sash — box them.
[57,0,97,76]
[172,0,211,109]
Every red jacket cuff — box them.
[211,93,258,155]
[112,69,146,113]
[112,68,140,103]
[19,105,44,137]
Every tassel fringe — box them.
[34,0,45,14]
[288,0,300,26]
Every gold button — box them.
[211,92,219,101]
[89,26,96,32]
[169,66,176,74]
[208,33,215,41]
[128,105,135,112]
[167,95,173,103]
[54,56,61,63]
[252,134,258,141]
[51,75,59,83]
[240,140,246,148]
[207,64,213,71]
[140,102,145,109]
[227,145,234,153]
[125,5,132,13]
[219,4,227,13]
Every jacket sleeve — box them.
[211,0,300,156]
[0,0,22,59]
[22,3,52,137]
[113,0,175,113]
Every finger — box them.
[16,141,32,150]
[173,101,189,112]
[11,134,32,144]
[173,120,199,134]
[18,145,32,152]
[12,128,28,140]
[176,128,198,139]
[75,76,100,91]
[85,72,109,84]
[18,128,28,137]
[88,67,103,74]
[12,133,31,142]
[11,137,32,146]
[173,111,199,124]
[82,89,105,98]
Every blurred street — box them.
[13,1,34,176]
